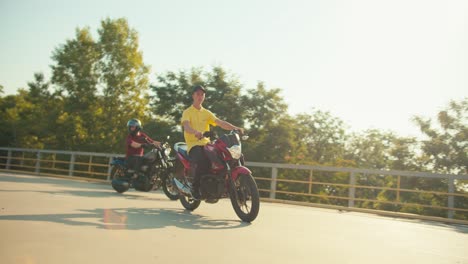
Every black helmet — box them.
[192,85,206,94]
[127,118,142,134]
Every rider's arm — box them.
[130,141,145,148]
[130,140,160,148]
[145,138,161,147]
[183,120,203,139]
[128,133,161,148]
[215,119,244,134]
[141,133,161,147]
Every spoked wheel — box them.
[179,195,201,211]
[162,172,179,200]
[229,174,260,222]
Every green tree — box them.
[413,98,468,174]
[240,82,292,162]
[204,67,244,128]
[25,73,63,148]
[387,136,422,171]
[0,73,64,149]
[51,27,100,110]
[50,18,151,152]
[345,129,395,169]
[241,82,288,131]
[51,27,101,150]
[0,92,29,147]
[244,116,297,163]
[294,110,347,165]
[97,18,151,152]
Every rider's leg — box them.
[127,155,142,178]
[189,146,208,199]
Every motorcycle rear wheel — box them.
[110,166,130,194]
[229,174,260,222]
[179,195,201,211]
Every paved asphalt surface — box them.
[0,172,467,264]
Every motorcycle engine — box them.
[133,174,153,192]
[200,174,224,200]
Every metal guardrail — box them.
[1,147,467,224]
[0,147,124,181]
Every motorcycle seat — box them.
[174,142,190,160]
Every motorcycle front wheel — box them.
[229,173,260,223]
[162,172,179,200]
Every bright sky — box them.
[1,0,467,138]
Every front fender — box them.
[231,166,252,181]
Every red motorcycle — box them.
[172,130,260,222]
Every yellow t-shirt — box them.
[181,105,217,152]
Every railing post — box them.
[35,151,41,174]
[6,150,12,170]
[308,169,313,194]
[447,176,455,219]
[20,152,25,167]
[52,154,56,169]
[270,167,278,199]
[69,154,76,177]
[107,157,113,181]
[397,175,401,202]
[348,172,356,208]
[88,156,93,174]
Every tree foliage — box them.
[294,110,347,165]
[413,98,468,174]
[49,18,151,152]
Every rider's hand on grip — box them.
[195,131,203,140]
[203,131,217,140]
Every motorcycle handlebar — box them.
[202,130,248,140]
[202,131,214,138]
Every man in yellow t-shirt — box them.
[181,85,244,199]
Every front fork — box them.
[228,164,252,200]
[231,165,252,181]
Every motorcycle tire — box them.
[162,172,179,200]
[110,166,129,194]
[179,195,201,211]
[229,173,260,223]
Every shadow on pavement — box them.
[0,172,108,189]
[413,219,468,234]
[0,207,249,230]
[0,188,170,202]
[0,172,173,201]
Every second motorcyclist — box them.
[126,118,161,179]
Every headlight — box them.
[227,145,242,159]
[164,147,171,157]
